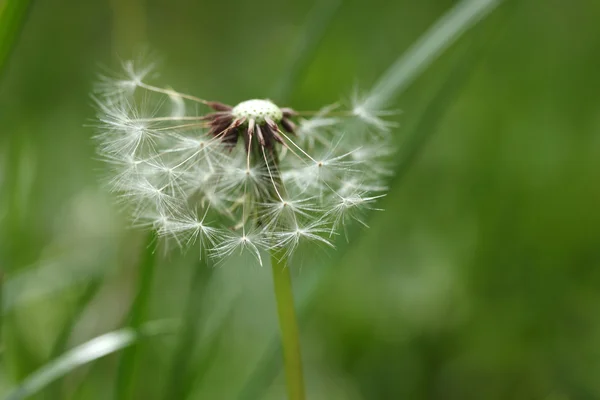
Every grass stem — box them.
[115,231,158,400]
[0,0,32,79]
[162,257,211,400]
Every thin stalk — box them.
[161,257,211,400]
[3,136,37,380]
[271,251,305,400]
[115,231,158,400]
[44,280,103,399]
[0,0,33,79]
[0,0,33,371]
[0,269,3,360]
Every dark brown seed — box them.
[264,118,279,132]
[281,107,298,117]
[281,117,296,134]
[271,129,285,145]
[264,124,275,149]
[209,119,233,137]
[255,125,266,147]
[222,127,239,147]
[207,101,233,111]
[209,114,233,125]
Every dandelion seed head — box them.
[92,59,396,265]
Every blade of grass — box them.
[43,280,103,399]
[0,0,33,79]
[2,136,38,380]
[4,319,176,400]
[273,0,342,103]
[181,305,238,398]
[161,257,213,400]
[115,231,158,400]
[365,0,501,110]
[236,2,509,396]
[3,253,107,313]
[0,0,34,378]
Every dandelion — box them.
[92,60,395,265]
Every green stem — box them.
[162,257,211,400]
[0,0,33,79]
[0,0,34,371]
[115,231,158,400]
[271,251,305,400]
[0,269,3,356]
[45,280,103,399]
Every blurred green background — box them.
[1,0,600,399]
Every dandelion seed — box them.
[258,197,322,230]
[351,91,398,133]
[120,177,181,217]
[325,191,386,238]
[271,221,335,259]
[95,59,157,98]
[158,210,219,255]
[295,104,340,150]
[211,229,266,266]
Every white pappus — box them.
[92,60,396,265]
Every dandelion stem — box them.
[270,251,305,400]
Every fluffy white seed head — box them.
[93,60,396,266]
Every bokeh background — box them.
[2,0,600,399]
